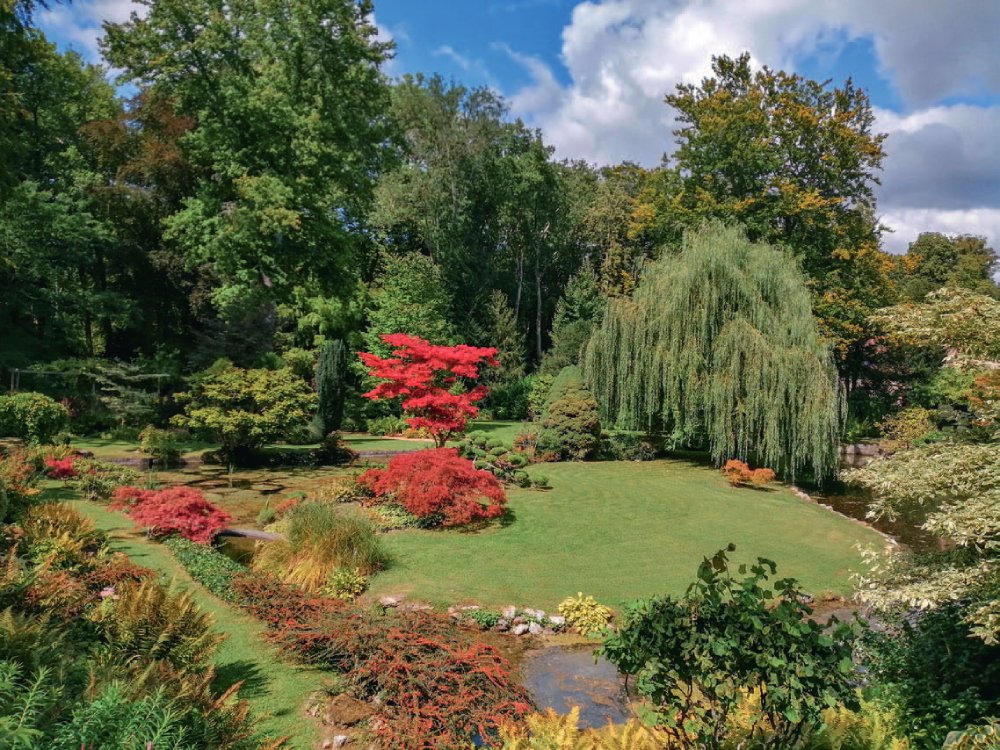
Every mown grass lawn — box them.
[66,496,328,750]
[367,458,883,611]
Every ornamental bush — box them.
[721,459,776,487]
[111,486,232,543]
[538,369,602,461]
[0,392,69,444]
[557,593,613,636]
[172,364,316,462]
[138,426,184,465]
[359,447,507,527]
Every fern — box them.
[0,661,61,749]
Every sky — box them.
[38,0,1000,254]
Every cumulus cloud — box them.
[39,0,139,63]
[506,0,1000,251]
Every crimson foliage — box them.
[43,455,77,479]
[360,333,497,446]
[359,448,506,527]
[112,486,232,543]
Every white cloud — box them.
[39,0,139,62]
[506,0,1000,251]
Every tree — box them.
[363,253,456,359]
[172,365,316,461]
[584,222,843,479]
[898,233,999,301]
[481,290,525,386]
[112,485,231,543]
[601,545,858,750]
[873,287,1000,362]
[103,0,393,311]
[316,339,348,435]
[359,333,497,447]
[542,266,604,374]
[665,53,894,366]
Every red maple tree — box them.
[359,333,498,447]
[112,485,232,543]
[359,448,506,527]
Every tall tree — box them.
[103,0,394,311]
[665,53,894,368]
[898,232,999,301]
[316,339,348,434]
[584,222,843,479]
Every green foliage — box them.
[486,376,533,420]
[946,721,1000,749]
[464,609,503,629]
[527,374,555,420]
[845,442,1000,643]
[483,290,526,384]
[0,392,68,444]
[164,537,245,603]
[458,431,537,486]
[898,233,999,302]
[876,407,938,452]
[538,367,602,460]
[873,287,1000,361]
[323,567,368,601]
[316,339,348,435]
[500,706,667,749]
[69,458,140,501]
[601,545,858,750]
[602,432,657,461]
[0,662,61,749]
[172,364,316,460]
[363,253,456,359]
[367,414,408,436]
[557,593,612,636]
[862,606,1000,750]
[139,426,183,465]
[543,266,605,375]
[253,502,388,591]
[585,222,843,479]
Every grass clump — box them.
[253,502,388,592]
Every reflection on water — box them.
[521,646,630,728]
[811,481,936,551]
[216,535,258,564]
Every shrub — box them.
[0,392,69,444]
[111,486,232,543]
[138,426,183,465]
[486,377,532,421]
[253,502,387,591]
[91,578,225,671]
[19,503,105,568]
[70,459,140,501]
[324,567,368,600]
[601,545,858,749]
[359,448,507,527]
[721,459,777,487]
[948,721,1000,749]
[877,407,938,453]
[538,372,602,461]
[164,536,245,602]
[603,432,657,461]
[310,474,372,504]
[526,374,554,420]
[364,502,422,531]
[558,593,613,636]
[457,432,533,485]
[0,450,39,522]
[42,455,77,479]
[367,415,407,436]
[171,365,316,462]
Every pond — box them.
[520,645,630,728]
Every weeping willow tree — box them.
[583,222,843,479]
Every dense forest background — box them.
[2,0,998,436]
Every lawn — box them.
[367,458,884,611]
[66,495,328,749]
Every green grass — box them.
[341,434,433,453]
[367,459,883,611]
[66,497,326,749]
[465,420,532,444]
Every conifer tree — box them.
[584,222,842,478]
[316,339,347,434]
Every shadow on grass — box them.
[213,659,270,699]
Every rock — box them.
[501,605,517,619]
[378,595,401,607]
[402,602,432,612]
[528,622,543,635]
[547,615,566,627]
[325,694,371,726]
[332,736,350,748]
[494,618,511,632]
[512,624,530,636]
[512,616,526,625]
[523,608,545,620]
[460,604,481,611]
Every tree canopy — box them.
[584,222,843,478]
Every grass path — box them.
[68,498,326,749]
[367,458,883,611]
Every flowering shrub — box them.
[360,333,498,446]
[359,448,507,527]
[43,455,77,479]
[111,486,232,543]
[722,459,776,487]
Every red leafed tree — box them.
[359,448,506,527]
[112,486,232,543]
[359,334,498,447]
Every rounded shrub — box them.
[0,392,69,444]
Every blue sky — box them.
[38,0,1000,253]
